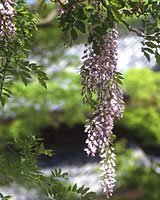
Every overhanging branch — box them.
[100,0,145,38]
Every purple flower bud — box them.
[0,0,16,41]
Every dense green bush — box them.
[120,68,160,147]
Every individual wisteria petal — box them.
[80,27,124,198]
[0,0,16,41]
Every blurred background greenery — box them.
[0,2,160,200]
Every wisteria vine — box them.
[57,0,125,197]
[81,28,124,198]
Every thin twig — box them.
[119,8,133,13]
[121,20,145,38]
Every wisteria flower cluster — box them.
[80,28,124,198]
[0,0,16,41]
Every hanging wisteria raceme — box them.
[0,0,16,41]
[57,0,124,197]
[81,28,124,198]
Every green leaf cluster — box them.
[0,136,96,200]
[57,0,160,61]
[0,0,48,107]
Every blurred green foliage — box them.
[0,67,88,141]
[120,68,160,147]
[2,67,160,149]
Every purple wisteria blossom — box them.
[0,0,16,41]
[81,28,124,198]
